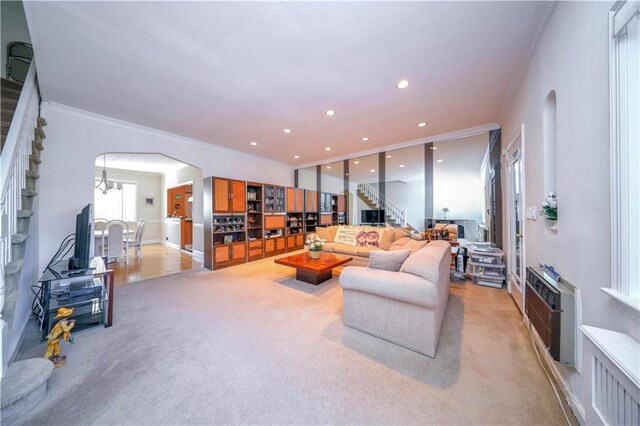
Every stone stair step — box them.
[1,98,18,110]
[35,127,46,138]
[1,108,15,122]
[17,209,34,219]
[0,358,54,425]
[29,154,41,164]
[32,141,44,151]
[22,188,37,197]
[11,233,29,244]
[4,258,24,276]
[1,78,24,92]
[26,170,39,179]
[37,116,47,127]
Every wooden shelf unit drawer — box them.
[264,215,286,229]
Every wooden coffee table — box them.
[274,252,353,285]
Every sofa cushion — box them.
[332,244,361,257]
[314,227,333,243]
[400,243,449,283]
[369,249,411,272]
[321,242,338,253]
[380,228,409,250]
[355,246,381,258]
[340,266,439,308]
[389,236,412,250]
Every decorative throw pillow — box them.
[315,226,333,242]
[334,226,385,247]
[369,249,411,272]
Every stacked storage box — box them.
[467,243,505,288]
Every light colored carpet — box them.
[16,255,567,425]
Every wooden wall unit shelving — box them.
[246,182,264,261]
[213,177,245,214]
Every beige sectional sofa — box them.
[313,226,427,266]
[339,240,451,357]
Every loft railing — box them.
[0,62,40,354]
[357,183,407,227]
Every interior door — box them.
[506,126,525,313]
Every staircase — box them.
[1,79,24,153]
[356,183,417,231]
[0,62,54,423]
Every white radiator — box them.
[582,326,640,426]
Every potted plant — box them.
[306,234,325,259]
[541,192,558,221]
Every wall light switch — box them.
[525,207,538,220]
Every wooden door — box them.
[232,242,246,262]
[338,195,345,212]
[264,238,275,255]
[287,187,296,212]
[214,245,231,265]
[295,188,304,211]
[180,219,193,249]
[213,177,230,213]
[231,180,246,213]
[287,235,296,249]
[295,234,303,247]
[276,237,286,251]
[305,190,317,212]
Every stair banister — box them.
[0,61,40,375]
[358,182,410,229]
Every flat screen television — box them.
[361,209,385,224]
[68,203,94,271]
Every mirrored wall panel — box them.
[346,154,379,226]
[385,145,425,231]
[297,166,317,191]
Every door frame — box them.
[504,124,526,315]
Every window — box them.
[94,180,137,221]
[609,1,640,300]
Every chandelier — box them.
[95,154,122,195]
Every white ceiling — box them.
[94,153,188,174]
[26,1,549,165]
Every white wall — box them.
[1,1,31,79]
[37,103,293,273]
[500,1,626,421]
[433,133,488,239]
[94,167,163,242]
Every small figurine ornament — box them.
[44,307,76,368]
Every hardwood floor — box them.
[110,243,200,285]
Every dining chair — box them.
[94,218,109,256]
[127,218,146,259]
[102,220,129,264]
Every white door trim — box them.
[504,124,526,315]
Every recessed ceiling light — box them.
[250,141,257,146]
[354,161,360,164]
[418,122,427,127]
[325,147,331,151]
[326,166,332,169]
[396,79,410,89]
[370,169,376,173]
[362,137,369,142]
[430,146,438,150]
[294,155,300,159]
[326,110,335,116]
[399,164,405,168]
[386,155,392,158]
[284,128,291,134]
[437,159,443,163]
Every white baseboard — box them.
[525,317,586,424]
[142,239,161,245]
[191,250,204,263]
[161,240,181,250]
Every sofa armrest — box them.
[340,266,438,308]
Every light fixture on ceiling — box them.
[325,147,331,151]
[386,155,392,158]
[95,154,122,195]
[362,137,369,142]
[370,169,376,173]
[437,159,443,163]
[326,166,332,169]
[418,122,427,127]
[396,79,410,89]
[354,161,360,164]
[250,141,257,146]
[399,164,405,168]
[326,110,335,116]
[284,128,291,134]
[431,146,438,150]
[294,155,300,159]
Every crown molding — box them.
[296,122,499,169]
[497,1,557,125]
[40,101,294,170]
